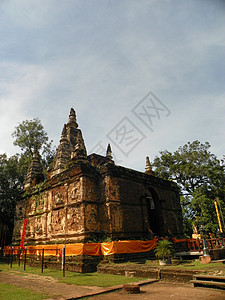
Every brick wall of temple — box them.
[13,161,183,246]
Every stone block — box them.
[125,271,136,278]
[122,284,140,294]
[199,255,211,264]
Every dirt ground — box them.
[0,271,225,300]
[87,282,225,300]
[0,271,109,299]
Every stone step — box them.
[191,275,225,290]
[190,279,225,290]
[193,275,225,283]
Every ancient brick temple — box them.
[13,108,183,245]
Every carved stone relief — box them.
[55,192,64,205]
[85,205,98,231]
[68,181,80,203]
[51,210,65,233]
[67,206,83,232]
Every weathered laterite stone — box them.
[123,284,140,294]
[13,108,184,246]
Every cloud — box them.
[0,0,224,169]
[0,62,50,155]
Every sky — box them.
[0,0,225,172]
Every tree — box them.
[0,118,56,244]
[12,118,56,177]
[12,118,49,156]
[0,154,24,242]
[153,141,225,236]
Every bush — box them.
[154,240,173,260]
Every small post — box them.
[10,246,13,268]
[24,247,27,271]
[200,225,209,256]
[7,248,10,265]
[62,246,65,277]
[197,238,201,253]
[217,229,224,248]
[18,248,21,266]
[41,246,44,273]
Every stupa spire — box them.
[106,143,113,160]
[67,108,78,128]
[50,108,88,177]
[145,156,155,176]
[71,130,87,160]
[60,124,68,142]
[24,148,44,190]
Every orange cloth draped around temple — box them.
[4,239,158,256]
[101,239,158,255]
[66,243,83,256]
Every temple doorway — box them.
[146,188,161,236]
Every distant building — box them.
[13,109,183,245]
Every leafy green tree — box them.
[0,118,56,244]
[0,154,24,242]
[12,118,56,176]
[12,118,49,156]
[153,141,225,236]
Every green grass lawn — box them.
[165,259,225,272]
[0,262,149,300]
[0,282,48,300]
[0,258,224,300]
[0,263,147,287]
[136,259,225,273]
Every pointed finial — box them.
[60,124,68,143]
[62,124,67,136]
[24,148,44,190]
[145,156,155,175]
[106,143,113,160]
[71,130,87,160]
[67,108,78,128]
[33,145,39,158]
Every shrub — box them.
[154,240,173,260]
